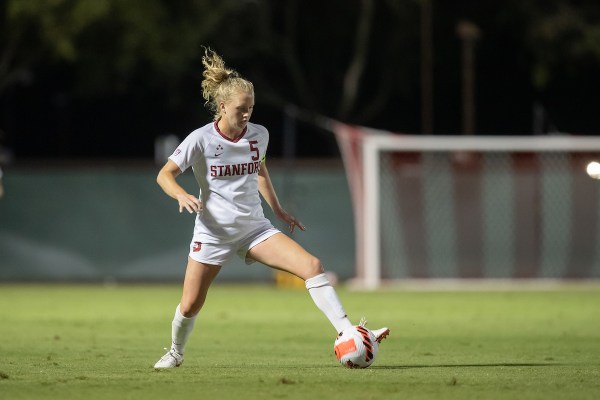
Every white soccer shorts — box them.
[188,226,280,266]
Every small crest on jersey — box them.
[173,149,181,156]
[192,242,202,252]
[214,144,224,157]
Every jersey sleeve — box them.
[257,123,269,163]
[168,130,203,172]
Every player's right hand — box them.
[176,193,203,214]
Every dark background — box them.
[1,0,599,162]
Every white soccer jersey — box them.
[169,121,272,244]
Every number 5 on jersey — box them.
[249,140,259,161]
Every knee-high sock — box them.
[305,273,353,334]
[171,304,196,354]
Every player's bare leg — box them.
[248,233,389,341]
[247,233,353,333]
[154,258,221,368]
[179,258,222,317]
[247,233,321,279]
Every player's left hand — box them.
[276,209,306,234]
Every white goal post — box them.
[334,123,600,289]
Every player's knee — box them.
[179,301,201,318]
[306,256,324,278]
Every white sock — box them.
[305,273,353,334]
[171,304,196,355]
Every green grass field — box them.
[0,283,599,400]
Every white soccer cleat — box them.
[154,348,184,368]
[372,327,390,343]
[358,317,390,343]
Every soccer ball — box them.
[334,324,379,368]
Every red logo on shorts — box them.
[193,242,202,252]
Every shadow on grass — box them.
[370,363,563,370]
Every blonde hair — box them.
[201,47,254,120]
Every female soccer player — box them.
[154,48,388,368]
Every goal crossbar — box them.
[364,134,600,152]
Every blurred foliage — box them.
[2,0,255,98]
[526,0,600,88]
[1,0,599,158]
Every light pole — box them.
[420,0,434,134]
[456,20,481,135]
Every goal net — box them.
[333,123,600,289]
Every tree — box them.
[526,1,600,89]
[0,0,263,98]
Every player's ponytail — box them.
[201,47,254,121]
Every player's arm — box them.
[157,159,202,214]
[258,160,305,233]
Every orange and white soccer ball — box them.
[334,324,379,368]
